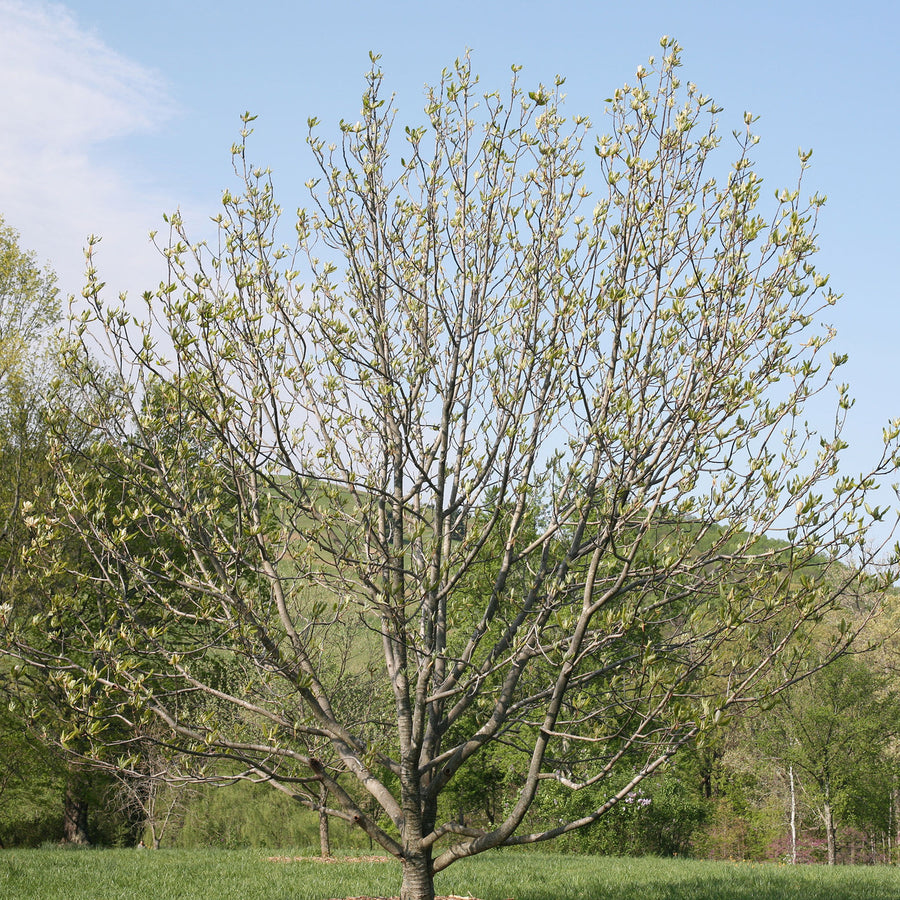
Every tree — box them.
[756,654,898,864]
[0,219,136,847]
[6,42,900,898]
[0,217,76,844]
[0,214,59,603]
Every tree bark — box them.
[63,779,90,845]
[824,800,836,865]
[318,783,331,858]
[400,850,435,900]
[893,780,899,863]
[397,758,435,900]
[789,765,797,864]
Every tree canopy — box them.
[0,215,59,567]
[5,42,899,900]
[0,215,60,634]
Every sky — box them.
[1,0,898,520]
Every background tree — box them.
[6,42,900,898]
[754,654,898,864]
[0,217,143,847]
[0,216,76,843]
[0,214,59,608]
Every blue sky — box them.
[1,0,898,515]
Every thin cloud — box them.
[0,0,176,298]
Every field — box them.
[3,849,900,900]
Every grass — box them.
[3,848,900,900]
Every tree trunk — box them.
[399,851,435,900]
[318,783,331,858]
[824,800,836,865]
[149,816,161,849]
[63,780,91,845]
[893,780,899,863]
[789,765,797,864]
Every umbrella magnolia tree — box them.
[7,41,900,898]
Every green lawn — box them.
[3,848,900,900]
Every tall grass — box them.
[4,848,900,900]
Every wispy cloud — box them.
[0,0,176,298]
